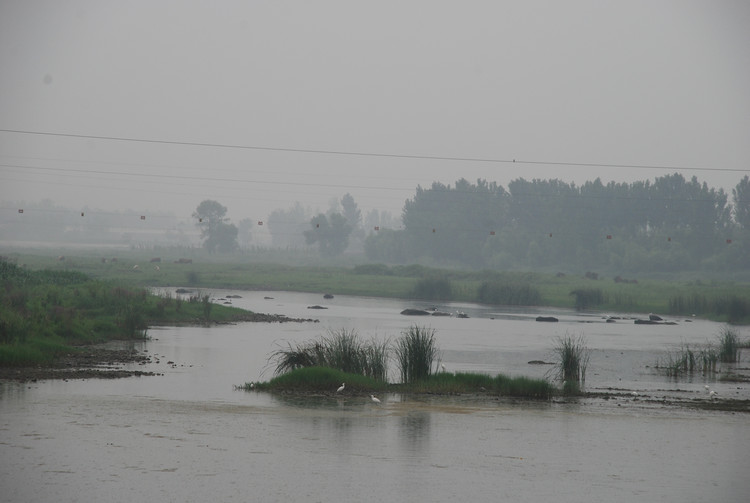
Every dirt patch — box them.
[0,346,160,383]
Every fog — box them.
[1,1,749,231]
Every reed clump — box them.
[550,333,591,384]
[717,326,740,363]
[393,325,440,384]
[270,328,389,381]
[657,344,718,377]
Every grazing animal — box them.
[336,382,345,393]
[370,395,381,404]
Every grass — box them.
[393,325,440,384]
[717,326,740,363]
[657,344,718,377]
[550,334,591,384]
[270,328,389,381]
[5,250,750,322]
[0,259,266,366]
[242,367,554,399]
[656,325,744,378]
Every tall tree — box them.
[192,200,239,253]
[304,213,352,257]
[733,175,750,229]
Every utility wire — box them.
[2,128,747,173]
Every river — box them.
[1,290,748,502]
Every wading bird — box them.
[370,395,381,404]
[336,382,345,393]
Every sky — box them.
[1,0,749,230]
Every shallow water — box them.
[1,291,748,502]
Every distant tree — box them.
[267,202,310,248]
[341,193,362,228]
[304,213,352,257]
[192,200,239,253]
[733,175,750,229]
[237,218,255,248]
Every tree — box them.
[341,193,362,229]
[304,213,352,257]
[267,202,310,248]
[192,200,239,253]
[237,218,255,248]
[733,175,750,229]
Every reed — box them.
[657,343,718,377]
[269,328,389,381]
[717,326,740,363]
[550,333,590,383]
[393,325,440,384]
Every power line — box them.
[2,128,747,173]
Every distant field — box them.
[3,248,750,323]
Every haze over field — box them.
[1,1,749,229]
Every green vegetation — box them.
[717,326,740,363]
[246,366,388,393]
[657,344,718,377]
[550,334,591,386]
[271,328,389,381]
[242,367,554,399]
[656,326,743,377]
[3,251,750,323]
[259,325,553,399]
[393,325,440,384]
[0,259,261,366]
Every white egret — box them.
[704,385,710,391]
[336,382,345,393]
[370,395,381,404]
[709,390,718,399]
[441,363,446,373]
[631,391,639,397]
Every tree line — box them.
[364,174,749,273]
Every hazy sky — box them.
[1,0,749,228]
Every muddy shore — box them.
[0,346,160,383]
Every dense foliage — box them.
[365,174,749,273]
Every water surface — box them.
[1,291,748,502]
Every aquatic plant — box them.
[393,325,440,384]
[717,326,740,363]
[550,333,590,383]
[247,366,387,392]
[657,344,717,377]
[270,328,389,381]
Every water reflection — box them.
[398,410,431,456]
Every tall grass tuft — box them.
[393,325,440,384]
[657,344,717,377]
[269,328,389,381]
[717,326,740,363]
[551,333,590,384]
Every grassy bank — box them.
[0,260,270,366]
[242,366,555,399]
[4,250,750,323]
